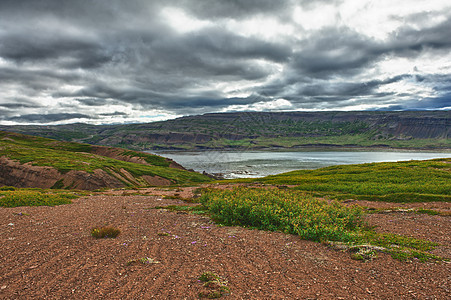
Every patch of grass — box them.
[0,186,16,191]
[51,179,65,189]
[91,226,121,239]
[0,189,77,207]
[416,208,440,216]
[157,232,170,236]
[198,272,230,299]
[364,207,450,216]
[230,158,451,203]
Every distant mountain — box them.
[1,111,450,150]
[0,131,211,190]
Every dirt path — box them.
[0,187,450,299]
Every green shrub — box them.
[200,187,364,242]
[91,226,121,239]
[0,186,16,191]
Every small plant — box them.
[0,186,16,191]
[199,272,221,282]
[349,246,377,261]
[91,226,121,239]
[198,272,230,298]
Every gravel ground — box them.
[0,187,449,299]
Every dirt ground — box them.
[0,186,450,299]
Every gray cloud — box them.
[4,113,92,123]
[0,0,449,124]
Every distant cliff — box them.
[1,111,449,150]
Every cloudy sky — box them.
[0,0,450,125]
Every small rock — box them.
[8,223,14,226]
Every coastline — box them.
[151,145,451,154]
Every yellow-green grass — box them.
[228,158,451,203]
[0,188,79,207]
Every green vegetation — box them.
[199,187,443,261]
[198,272,230,299]
[0,131,211,187]
[91,226,121,239]
[121,150,170,167]
[200,188,363,242]
[0,189,78,207]
[230,158,451,203]
[127,257,160,265]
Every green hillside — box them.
[0,131,211,189]
[228,158,451,202]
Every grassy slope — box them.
[0,131,211,186]
[228,158,451,202]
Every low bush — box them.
[91,226,121,239]
[200,187,364,242]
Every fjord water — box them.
[151,151,451,179]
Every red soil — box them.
[0,186,449,299]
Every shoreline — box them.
[150,146,451,154]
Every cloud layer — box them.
[0,0,450,124]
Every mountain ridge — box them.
[0,111,449,150]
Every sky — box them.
[0,0,450,125]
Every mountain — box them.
[0,111,450,150]
[0,131,211,190]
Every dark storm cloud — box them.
[0,0,449,124]
[75,98,110,107]
[0,33,110,69]
[298,75,409,97]
[0,102,41,109]
[99,111,128,116]
[290,27,380,78]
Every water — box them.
[149,150,451,179]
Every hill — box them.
[0,131,211,190]
[0,110,450,150]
